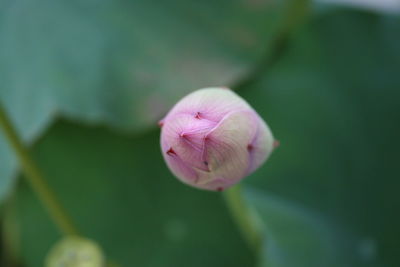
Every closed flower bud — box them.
[160,87,275,191]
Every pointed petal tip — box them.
[273,139,280,149]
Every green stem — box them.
[223,185,263,254]
[0,104,79,236]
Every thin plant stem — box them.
[223,185,263,254]
[0,104,79,236]
[0,105,123,266]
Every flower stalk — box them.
[223,185,263,254]
[0,104,79,236]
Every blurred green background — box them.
[0,0,399,266]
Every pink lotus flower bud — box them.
[160,87,275,191]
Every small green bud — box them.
[45,236,104,267]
